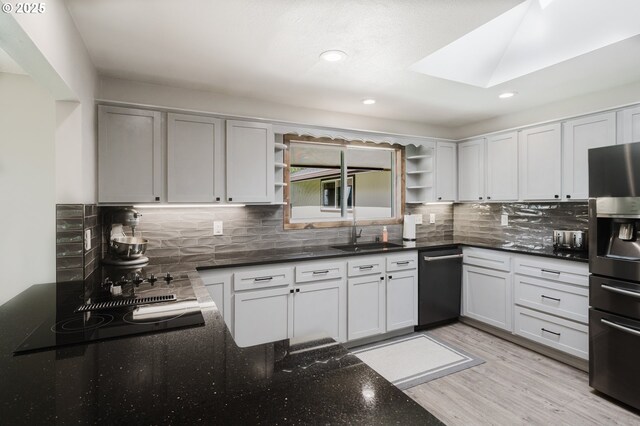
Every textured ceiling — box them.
[65,0,640,129]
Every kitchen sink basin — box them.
[331,242,402,252]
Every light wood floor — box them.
[404,323,640,426]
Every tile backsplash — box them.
[112,203,453,271]
[55,204,102,282]
[453,202,589,249]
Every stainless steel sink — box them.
[331,242,402,252]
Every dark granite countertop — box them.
[193,238,588,272]
[0,273,441,425]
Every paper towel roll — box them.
[403,215,417,241]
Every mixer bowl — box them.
[110,237,148,260]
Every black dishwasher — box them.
[416,247,463,330]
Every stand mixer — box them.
[103,208,149,266]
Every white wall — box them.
[453,80,640,139]
[0,73,56,305]
[98,76,455,139]
[3,0,98,203]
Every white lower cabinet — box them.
[234,287,293,347]
[514,306,588,359]
[462,265,512,331]
[386,270,418,331]
[293,279,346,342]
[348,274,386,340]
[200,271,232,326]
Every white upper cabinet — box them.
[486,132,518,201]
[458,138,486,202]
[621,105,640,144]
[518,123,562,201]
[98,106,162,203]
[562,112,616,200]
[436,141,457,201]
[167,113,224,203]
[226,120,275,203]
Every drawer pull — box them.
[312,270,330,275]
[359,265,374,270]
[541,269,561,275]
[541,328,561,337]
[541,295,561,302]
[601,284,640,299]
[254,276,273,282]
[601,319,640,337]
[396,261,410,265]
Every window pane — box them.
[290,143,343,221]
[345,147,394,220]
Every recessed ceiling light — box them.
[319,50,347,62]
[499,92,516,99]
[362,98,376,105]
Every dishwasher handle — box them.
[423,253,464,262]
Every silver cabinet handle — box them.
[423,254,464,262]
[312,270,329,275]
[396,261,410,265]
[601,284,640,299]
[359,265,374,270]
[601,318,640,337]
[254,276,273,282]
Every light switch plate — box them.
[415,214,423,225]
[429,213,436,224]
[501,214,509,226]
[213,221,224,235]
[84,229,91,251]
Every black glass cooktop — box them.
[14,266,205,354]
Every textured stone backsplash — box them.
[454,202,589,249]
[113,203,453,271]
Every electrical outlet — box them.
[429,213,436,224]
[501,214,509,226]
[213,221,224,235]
[414,214,423,225]
[84,229,91,251]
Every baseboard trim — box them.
[460,317,589,372]
[343,327,415,349]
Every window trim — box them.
[283,135,405,230]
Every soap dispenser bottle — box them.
[382,226,388,243]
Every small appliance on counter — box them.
[403,214,417,241]
[552,230,587,251]
[14,265,205,354]
[103,208,149,266]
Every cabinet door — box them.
[436,141,457,201]
[462,265,512,331]
[226,120,274,203]
[386,269,417,331]
[234,287,292,347]
[98,106,161,203]
[518,123,562,200]
[348,274,385,340]
[486,132,518,201]
[458,138,485,201]
[201,271,232,327]
[167,114,223,202]
[562,112,616,200]
[293,280,346,342]
[622,105,640,144]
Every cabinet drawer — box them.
[514,255,588,287]
[514,306,588,359]
[296,261,344,283]
[347,256,385,277]
[234,266,293,291]
[463,248,511,272]
[386,252,418,272]
[514,275,588,324]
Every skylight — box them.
[410,0,640,88]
